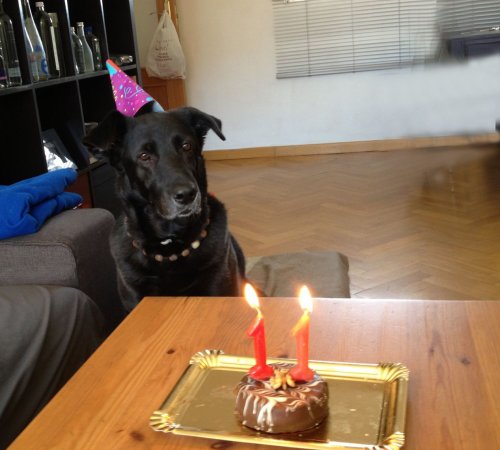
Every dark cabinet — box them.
[0,0,140,216]
[446,30,500,59]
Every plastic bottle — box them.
[70,26,84,74]
[48,12,65,76]
[34,1,59,78]
[21,0,47,81]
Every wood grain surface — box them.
[206,145,500,302]
[10,297,500,449]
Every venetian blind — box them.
[272,0,440,78]
[438,0,500,34]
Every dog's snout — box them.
[174,185,197,205]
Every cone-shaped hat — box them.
[106,59,163,116]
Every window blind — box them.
[438,0,500,35]
[272,0,440,78]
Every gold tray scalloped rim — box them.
[150,349,409,450]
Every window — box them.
[272,0,440,78]
[438,0,500,34]
[272,0,500,79]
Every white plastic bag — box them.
[146,9,186,79]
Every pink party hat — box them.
[106,59,164,116]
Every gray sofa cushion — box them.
[0,208,124,330]
[0,208,112,288]
[0,285,105,448]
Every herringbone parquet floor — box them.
[207,144,500,300]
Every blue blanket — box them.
[0,169,83,240]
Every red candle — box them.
[244,283,274,380]
[290,285,315,382]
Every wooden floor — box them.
[206,144,500,301]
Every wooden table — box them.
[11,297,500,449]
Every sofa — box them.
[0,206,351,448]
[0,208,126,448]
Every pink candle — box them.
[290,285,315,382]
[244,284,274,380]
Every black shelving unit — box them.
[0,0,140,215]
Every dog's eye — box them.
[182,142,192,152]
[138,152,152,161]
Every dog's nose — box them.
[174,186,197,205]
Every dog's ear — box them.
[83,110,129,152]
[134,101,155,117]
[179,107,226,143]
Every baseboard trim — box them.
[204,133,500,160]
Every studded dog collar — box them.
[125,217,210,263]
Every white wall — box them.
[133,0,158,67]
[141,0,500,151]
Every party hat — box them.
[106,59,164,117]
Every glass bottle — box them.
[48,12,65,76]
[24,26,39,81]
[84,25,102,70]
[0,41,7,88]
[70,26,84,74]
[21,0,47,81]
[0,0,22,86]
[33,1,59,78]
[76,22,93,72]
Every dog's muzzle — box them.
[157,188,202,220]
[174,185,198,207]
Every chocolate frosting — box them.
[234,362,329,434]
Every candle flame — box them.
[298,285,313,313]
[244,283,261,311]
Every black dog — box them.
[84,107,245,311]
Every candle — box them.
[244,283,274,380]
[290,285,315,382]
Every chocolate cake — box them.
[234,362,329,434]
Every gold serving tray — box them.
[150,350,409,449]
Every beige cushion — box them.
[246,251,350,298]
